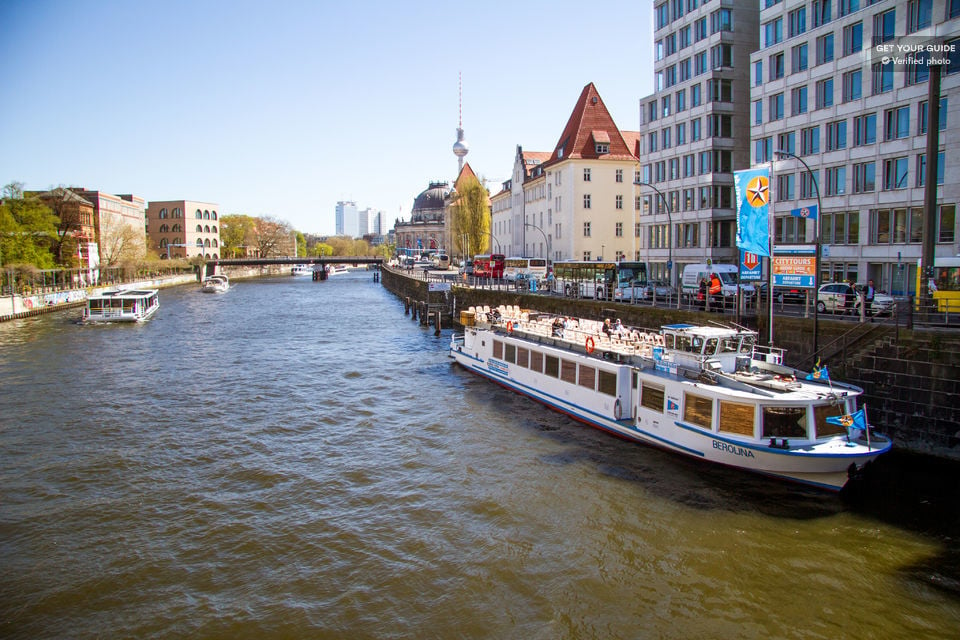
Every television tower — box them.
[452,72,469,172]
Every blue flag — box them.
[735,168,771,257]
[805,364,830,382]
[826,408,867,437]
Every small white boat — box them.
[291,264,314,276]
[81,289,160,323]
[450,308,892,491]
[326,264,350,276]
[200,275,230,293]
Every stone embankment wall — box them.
[381,267,960,460]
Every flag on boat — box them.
[805,363,830,382]
[826,407,867,438]
[734,167,771,257]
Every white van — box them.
[680,263,755,302]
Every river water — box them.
[1,272,958,639]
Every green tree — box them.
[450,176,490,257]
[220,214,257,257]
[295,231,306,257]
[0,183,58,268]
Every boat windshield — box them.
[739,335,755,354]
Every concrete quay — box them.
[380,266,960,463]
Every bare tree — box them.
[98,213,145,267]
[253,216,293,258]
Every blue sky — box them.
[0,0,653,234]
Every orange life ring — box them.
[506,321,514,333]
[585,336,595,353]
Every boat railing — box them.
[752,344,785,365]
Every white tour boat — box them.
[291,264,314,276]
[327,264,350,276]
[450,307,892,491]
[200,274,230,293]
[81,289,160,323]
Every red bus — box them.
[473,253,506,278]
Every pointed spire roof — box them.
[545,83,636,167]
[454,161,478,189]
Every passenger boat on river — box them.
[200,274,230,293]
[449,307,891,491]
[81,289,160,323]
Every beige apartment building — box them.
[492,83,642,264]
[751,0,960,295]
[72,189,148,266]
[146,200,222,260]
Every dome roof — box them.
[411,181,450,223]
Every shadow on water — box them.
[843,450,960,599]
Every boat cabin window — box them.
[705,338,719,355]
[683,392,713,429]
[560,360,577,384]
[718,400,756,436]
[813,404,847,438]
[530,351,544,373]
[505,343,517,363]
[720,338,739,353]
[545,355,560,377]
[578,364,596,390]
[739,335,755,354]
[761,406,808,439]
[691,336,704,352]
[493,340,504,359]
[641,382,665,412]
[598,370,617,396]
[663,334,676,349]
[516,346,529,368]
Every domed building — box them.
[394,181,451,254]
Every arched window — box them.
[203,210,210,220]
[211,225,218,233]
[212,239,219,247]
[204,225,210,233]
[173,207,182,218]
[212,211,218,220]
[195,209,202,219]
[212,252,219,259]
[196,239,204,247]
[158,208,168,219]
[159,224,169,233]
[196,224,203,233]
[159,238,169,248]
[204,238,211,247]
[172,223,181,232]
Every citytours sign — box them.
[773,244,816,288]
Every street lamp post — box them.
[523,222,550,260]
[775,149,822,358]
[635,180,676,307]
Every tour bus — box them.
[917,256,960,312]
[551,260,648,301]
[472,254,506,279]
[503,257,549,282]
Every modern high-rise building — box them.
[750,0,960,295]
[335,200,359,237]
[636,0,761,287]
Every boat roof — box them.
[91,289,158,299]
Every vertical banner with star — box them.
[734,168,771,258]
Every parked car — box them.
[459,260,474,276]
[763,283,808,304]
[817,283,895,316]
[645,280,676,298]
